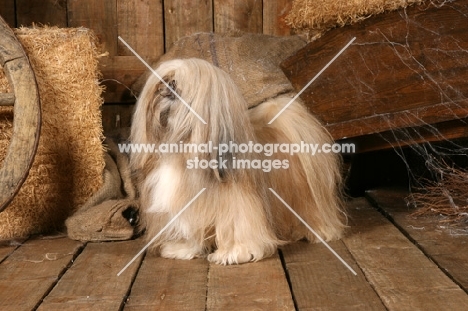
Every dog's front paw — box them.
[207,246,256,265]
[160,241,203,260]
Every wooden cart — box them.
[0,15,41,212]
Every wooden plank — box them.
[0,0,16,27]
[343,198,468,310]
[214,0,262,33]
[124,256,208,310]
[68,0,118,57]
[164,0,213,50]
[341,118,468,153]
[0,243,16,263]
[263,0,293,36]
[281,241,386,310]
[281,1,468,141]
[0,239,25,263]
[100,56,146,103]
[16,0,67,27]
[37,239,145,310]
[328,101,468,140]
[0,237,84,311]
[206,253,295,310]
[366,188,468,293]
[117,0,164,58]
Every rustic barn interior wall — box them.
[0,0,295,133]
[0,0,294,105]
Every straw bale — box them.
[0,26,105,239]
[286,0,425,39]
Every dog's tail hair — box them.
[250,96,347,241]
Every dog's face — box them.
[130,58,254,181]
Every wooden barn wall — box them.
[0,0,294,107]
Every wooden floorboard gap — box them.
[278,248,299,311]
[337,237,390,311]
[120,249,147,311]
[0,238,28,264]
[32,240,87,311]
[204,261,210,311]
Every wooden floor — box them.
[1,189,468,311]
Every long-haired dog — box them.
[130,58,346,265]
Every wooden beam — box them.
[341,118,468,153]
[281,1,468,141]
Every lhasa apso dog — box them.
[130,58,345,264]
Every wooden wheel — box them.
[0,15,41,212]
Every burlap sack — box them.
[66,198,139,242]
[66,129,141,242]
[133,32,307,108]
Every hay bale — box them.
[0,26,105,239]
[286,0,424,39]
